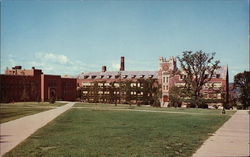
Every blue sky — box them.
[1,0,249,82]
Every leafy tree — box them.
[234,71,250,109]
[141,78,156,105]
[85,86,92,102]
[108,82,119,106]
[169,86,184,107]
[99,81,107,103]
[177,50,220,108]
[92,81,99,103]
[135,79,144,106]
[151,81,161,107]
[120,80,133,106]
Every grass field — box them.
[0,102,67,123]
[74,103,236,116]
[4,106,233,157]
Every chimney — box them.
[102,66,107,72]
[14,66,22,69]
[120,56,125,71]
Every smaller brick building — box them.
[0,66,76,102]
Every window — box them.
[105,83,110,86]
[205,74,209,79]
[216,74,220,78]
[131,83,136,87]
[180,75,183,80]
[213,82,222,88]
[163,77,166,83]
[166,77,169,83]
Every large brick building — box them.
[0,66,76,102]
[76,57,158,104]
[77,56,229,107]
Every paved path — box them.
[193,110,250,157]
[0,102,75,156]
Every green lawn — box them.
[0,102,67,123]
[74,103,236,116]
[4,108,233,157]
[1,102,67,108]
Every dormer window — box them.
[216,74,220,78]
[132,75,136,78]
[149,75,153,78]
[91,75,96,79]
[115,75,120,79]
[100,75,104,79]
[123,75,128,78]
[84,75,89,79]
[140,75,145,78]
[205,74,209,79]
[107,75,112,79]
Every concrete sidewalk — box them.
[0,101,75,156]
[193,110,250,157]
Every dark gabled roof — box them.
[77,71,158,79]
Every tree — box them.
[108,82,119,105]
[151,81,161,107]
[100,81,107,103]
[169,86,184,107]
[177,50,220,108]
[92,81,99,103]
[135,79,144,106]
[120,80,133,106]
[234,71,250,109]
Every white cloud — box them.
[111,63,120,71]
[37,52,70,64]
[1,52,85,75]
